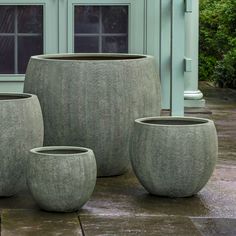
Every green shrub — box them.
[213,48,236,88]
[199,0,236,87]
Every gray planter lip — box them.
[30,146,93,157]
[0,92,36,102]
[135,116,213,127]
[30,53,153,62]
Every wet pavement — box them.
[1,82,236,235]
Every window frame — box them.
[73,5,129,53]
[63,0,145,54]
[0,0,58,82]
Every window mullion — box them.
[99,7,102,53]
[14,6,18,74]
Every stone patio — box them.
[1,82,236,235]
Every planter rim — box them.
[135,116,213,127]
[31,53,153,62]
[0,92,36,102]
[30,146,93,157]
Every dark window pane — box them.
[18,6,43,33]
[102,36,128,53]
[0,6,14,33]
[102,6,128,33]
[18,36,43,74]
[0,36,14,73]
[74,36,99,53]
[74,6,99,34]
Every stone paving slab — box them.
[0,190,37,212]
[200,82,236,162]
[79,215,201,236]
[78,161,236,218]
[0,82,236,235]
[0,162,235,219]
[1,209,82,236]
[191,217,236,236]
[79,171,210,217]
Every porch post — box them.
[184,0,205,107]
[170,0,185,116]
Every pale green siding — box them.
[0,0,191,115]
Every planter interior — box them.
[0,94,31,100]
[37,54,146,61]
[140,118,208,126]
[32,147,88,155]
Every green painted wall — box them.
[0,0,190,115]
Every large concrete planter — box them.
[24,53,161,176]
[130,117,218,197]
[27,146,97,212]
[0,93,43,196]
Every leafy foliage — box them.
[199,0,236,87]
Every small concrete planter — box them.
[0,93,43,197]
[130,117,218,197]
[27,146,97,212]
[24,53,161,176]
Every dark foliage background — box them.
[199,0,236,88]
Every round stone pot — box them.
[130,117,218,197]
[0,93,43,196]
[24,53,161,177]
[27,146,97,212]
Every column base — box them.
[184,90,205,107]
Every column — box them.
[184,0,205,107]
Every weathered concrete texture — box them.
[199,163,236,218]
[0,189,38,211]
[27,147,97,212]
[0,93,43,197]
[79,165,236,218]
[24,53,161,176]
[199,82,236,162]
[79,215,201,236]
[130,117,218,197]
[1,209,82,236]
[191,217,236,236]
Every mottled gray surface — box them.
[191,217,236,236]
[26,146,97,212]
[1,209,82,236]
[80,215,201,236]
[130,117,218,197]
[24,53,161,176]
[0,93,43,197]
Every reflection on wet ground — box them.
[1,82,236,235]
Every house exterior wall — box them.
[0,0,203,113]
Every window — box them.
[74,6,128,53]
[0,0,144,83]
[0,5,43,74]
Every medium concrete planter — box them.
[24,53,161,176]
[130,117,218,197]
[0,93,43,196]
[27,146,97,212]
